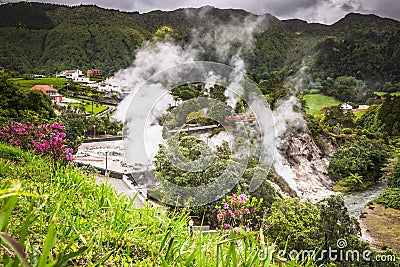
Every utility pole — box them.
[105,151,108,177]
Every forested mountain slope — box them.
[0,2,399,85]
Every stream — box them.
[343,181,388,217]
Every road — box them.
[95,174,145,207]
[167,124,220,133]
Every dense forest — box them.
[0,2,399,89]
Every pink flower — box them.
[245,208,250,214]
[238,214,243,219]
[217,214,223,219]
[239,194,247,203]
[223,203,229,209]
[223,224,230,229]
[253,208,257,212]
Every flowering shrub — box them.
[216,189,263,234]
[0,121,74,162]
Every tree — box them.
[329,138,389,183]
[24,89,55,118]
[258,75,289,109]
[0,72,55,121]
[59,110,87,151]
[264,198,323,252]
[319,196,360,248]
[154,132,278,227]
[320,105,355,128]
[264,196,363,263]
[207,103,232,124]
[334,173,366,192]
[186,110,207,125]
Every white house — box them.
[73,76,90,83]
[97,77,121,92]
[57,69,83,79]
[357,105,370,110]
[340,103,353,110]
[67,69,83,80]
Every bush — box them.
[329,137,389,183]
[375,188,400,210]
[0,121,73,163]
[342,128,353,134]
[0,143,31,162]
[388,157,400,187]
[215,189,263,233]
[333,173,371,192]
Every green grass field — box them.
[303,94,340,115]
[69,101,108,115]
[354,109,367,119]
[11,77,66,90]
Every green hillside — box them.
[0,2,293,75]
[0,2,399,88]
[283,13,400,83]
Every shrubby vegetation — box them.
[0,121,73,163]
[0,143,320,266]
[375,157,400,210]
[154,132,279,227]
[329,138,389,191]
[376,188,400,210]
[0,72,55,121]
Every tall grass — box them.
[0,144,315,266]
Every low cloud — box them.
[21,0,400,24]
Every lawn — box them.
[69,101,108,115]
[303,93,340,115]
[353,109,367,119]
[11,77,67,90]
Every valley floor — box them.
[359,204,400,253]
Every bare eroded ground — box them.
[359,204,400,253]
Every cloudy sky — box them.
[28,0,400,24]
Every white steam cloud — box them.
[114,9,310,201]
[115,12,267,166]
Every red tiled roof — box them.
[30,85,57,92]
